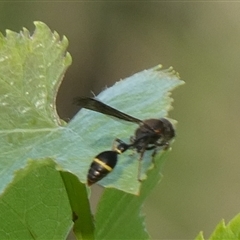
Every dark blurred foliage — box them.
[1,2,240,239]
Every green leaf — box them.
[195,214,240,240]
[195,232,205,240]
[60,171,94,240]
[95,151,170,240]
[0,159,72,239]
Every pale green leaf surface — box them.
[69,65,184,194]
[195,214,240,240]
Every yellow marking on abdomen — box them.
[114,148,122,154]
[94,158,112,172]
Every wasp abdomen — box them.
[87,151,118,186]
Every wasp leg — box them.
[145,145,156,151]
[150,148,158,168]
[137,147,148,182]
[155,141,170,150]
[130,136,135,144]
[150,142,170,169]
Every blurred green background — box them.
[1,2,240,239]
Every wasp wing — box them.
[73,97,144,125]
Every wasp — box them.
[74,97,175,185]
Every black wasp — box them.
[74,97,175,186]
